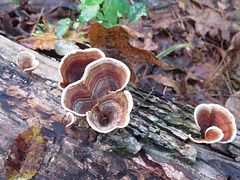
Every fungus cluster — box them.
[59,48,133,133]
[189,104,237,144]
[59,48,105,89]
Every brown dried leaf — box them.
[184,2,231,41]
[4,122,45,179]
[89,23,167,84]
[18,28,88,51]
[89,23,167,66]
[147,74,186,94]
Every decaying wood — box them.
[0,35,240,180]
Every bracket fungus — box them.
[16,51,39,74]
[86,90,133,133]
[59,48,105,89]
[188,104,237,144]
[61,57,131,117]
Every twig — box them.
[44,0,67,15]
[222,73,233,95]
[163,85,168,97]
[226,70,232,84]
[204,53,229,87]
[30,7,45,36]
[133,87,155,113]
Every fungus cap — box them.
[58,48,105,89]
[86,90,133,133]
[189,103,237,143]
[16,51,39,74]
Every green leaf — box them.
[4,122,45,179]
[101,21,112,28]
[80,0,86,4]
[79,5,99,23]
[78,4,85,10]
[128,2,147,23]
[73,21,80,30]
[55,18,71,37]
[58,17,71,25]
[103,0,118,25]
[85,0,104,5]
[12,0,19,5]
[34,30,44,35]
[111,0,130,14]
[96,11,105,21]
[55,25,70,37]
[117,11,125,19]
[156,43,194,59]
[37,23,46,28]
[48,23,55,28]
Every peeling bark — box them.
[0,35,239,180]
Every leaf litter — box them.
[1,0,240,110]
[4,122,45,179]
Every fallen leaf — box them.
[225,91,240,129]
[147,74,186,94]
[4,122,45,179]
[89,22,167,84]
[187,62,221,86]
[89,22,166,66]
[224,31,240,71]
[184,2,231,41]
[18,27,89,51]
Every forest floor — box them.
[1,0,240,179]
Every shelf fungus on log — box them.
[61,57,131,117]
[86,90,133,133]
[59,48,106,89]
[16,51,39,74]
[188,104,237,144]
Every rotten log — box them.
[0,35,240,180]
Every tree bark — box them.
[0,35,239,180]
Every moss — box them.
[154,119,164,125]
[114,147,135,156]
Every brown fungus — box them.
[61,57,130,118]
[189,104,237,144]
[58,48,105,89]
[16,51,39,74]
[86,90,133,133]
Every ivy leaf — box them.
[55,18,71,37]
[111,0,130,14]
[12,0,19,5]
[4,122,45,179]
[103,0,118,25]
[79,5,99,23]
[96,11,105,21]
[85,0,104,5]
[128,2,148,23]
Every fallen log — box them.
[0,35,239,180]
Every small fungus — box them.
[65,112,76,127]
[86,90,133,133]
[189,104,237,144]
[58,48,105,89]
[61,57,130,117]
[16,51,39,74]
